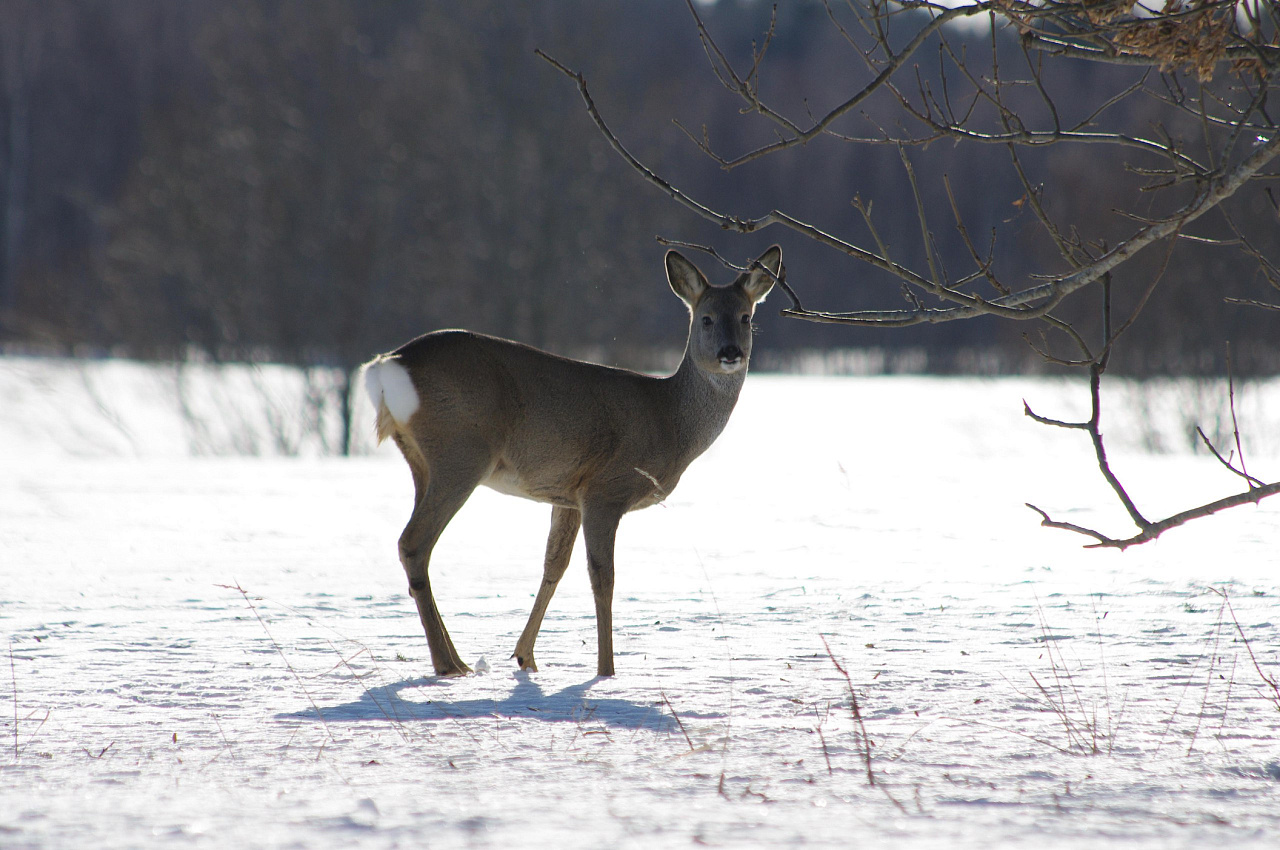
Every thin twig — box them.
[1023,400,1088,430]
[1196,426,1267,488]
[1209,586,1280,711]
[1224,297,1280,310]
[325,640,412,744]
[1026,503,1113,546]
[9,641,17,761]
[661,689,696,751]
[218,581,337,743]
[1225,342,1252,487]
[815,704,834,777]
[210,713,240,765]
[819,634,874,786]
[1186,593,1227,756]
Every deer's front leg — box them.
[513,506,581,671]
[581,504,624,677]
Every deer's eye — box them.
[701,316,713,327]
[741,314,751,324]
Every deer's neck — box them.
[667,346,747,460]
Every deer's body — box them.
[363,247,779,677]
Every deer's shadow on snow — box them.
[281,671,711,732]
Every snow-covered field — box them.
[3,356,1280,848]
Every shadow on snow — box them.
[279,670,718,732]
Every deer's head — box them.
[667,245,781,376]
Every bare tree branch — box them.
[540,2,1280,549]
[540,47,1280,330]
[686,0,990,168]
[1026,281,1279,550]
[1031,480,1280,550]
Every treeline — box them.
[1,0,1276,381]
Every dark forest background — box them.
[1,0,1277,385]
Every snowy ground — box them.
[3,357,1280,848]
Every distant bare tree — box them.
[104,3,676,454]
[543,0,1280,547]
[0,2,75,336]
[127,4,501,444]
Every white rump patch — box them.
[363,356,420,425]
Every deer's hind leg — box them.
[512,505,581,671]
[397,441,491,677]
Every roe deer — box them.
[362,246,780,677]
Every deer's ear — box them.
[742,245,781,304]
[666,251,708,307]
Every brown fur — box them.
[362,247,781,677]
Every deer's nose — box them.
[717,345,744,366]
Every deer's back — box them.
[392,330,680,509]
